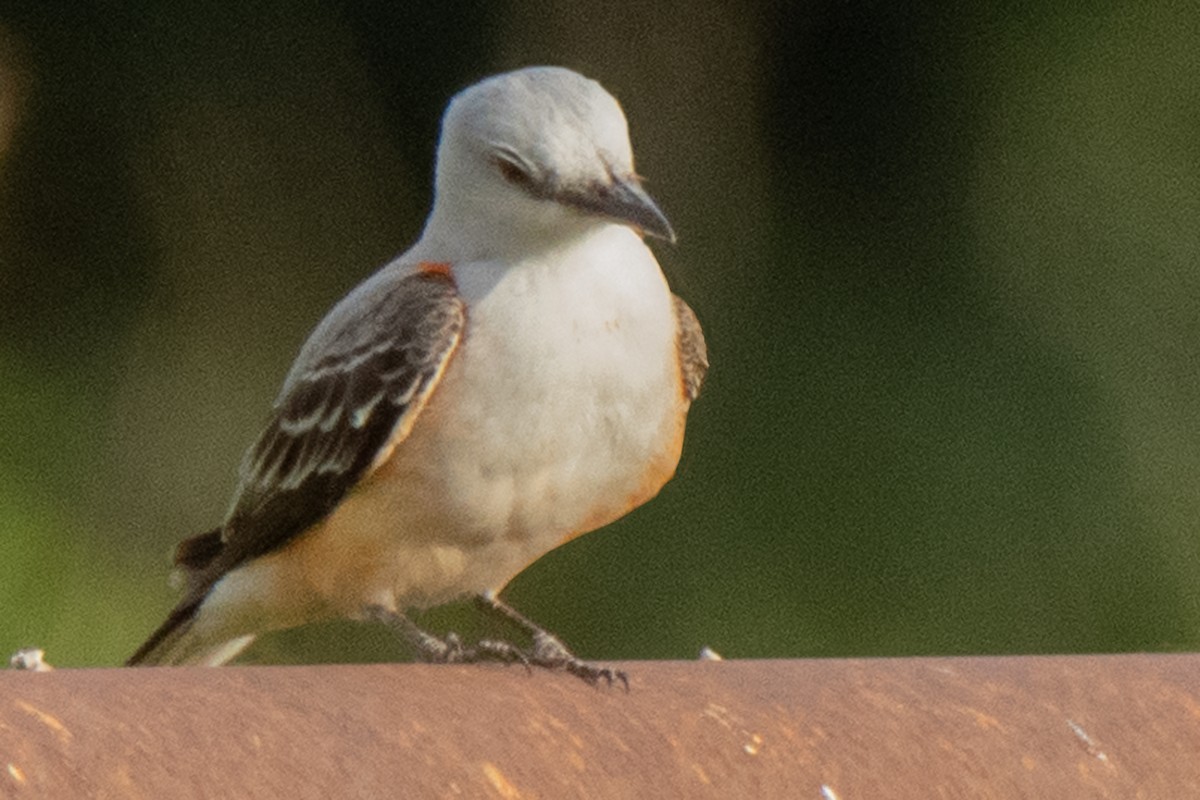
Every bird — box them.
[126,66,708,686]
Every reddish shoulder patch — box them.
[417,261,453,278]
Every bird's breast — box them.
[423,233,685,546]
[288,230,690,610]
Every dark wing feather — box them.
[185,269,464,587]
[129,270,464,667]
[672,294,708,402]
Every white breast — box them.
[435,224,679,538]
[254,225,685,615]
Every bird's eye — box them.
[494,156,532,187]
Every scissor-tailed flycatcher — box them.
[127,66,707,685]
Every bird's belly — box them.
[282,327,685,614]
[272,238,689,616]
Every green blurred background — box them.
[2,2,1199,667]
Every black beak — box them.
[558,176,676,243]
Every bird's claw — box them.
[367,603,626,689]
[526,631,628,690]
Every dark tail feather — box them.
[125,597,204,666]
[175,528,223,571]
[127,527,223,666]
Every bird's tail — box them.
[126,596,257,667]
[126,527,256,667]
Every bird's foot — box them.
[525,630,628,689]
[364,605,529,670]
[364,602,627,689]
[474,593,629,690]
[428,632,533,671]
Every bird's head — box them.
[425,66,674,254]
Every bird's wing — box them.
[179,268,465,588]
[672,294,708,402]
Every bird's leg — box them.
[474,592,629,690]
[363,605,529,669]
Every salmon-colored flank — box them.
[559,332,693,547]
[418,261,453,277]
[559,410,686,546]
[559,403,689,547]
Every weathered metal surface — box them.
[1,655,1198,798]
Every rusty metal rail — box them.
[2,655,1198,798]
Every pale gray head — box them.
[424,66,674,252]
